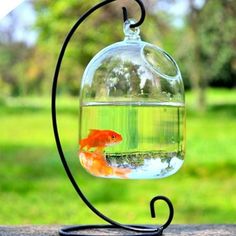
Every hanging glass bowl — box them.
[78,19,185,179]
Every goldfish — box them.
[79,151,131,178]
[80,129,122,152]
[79,129,130,178]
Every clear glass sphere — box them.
[79,20,185,179]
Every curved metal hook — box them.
[122,7,128,22]
[122,0,145,28]
[150,196,174,230]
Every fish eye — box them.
[111,135,115,139]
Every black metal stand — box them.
[59,224,164,236]
[51,1,174,235]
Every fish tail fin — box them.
[113,168,131,178]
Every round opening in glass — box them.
[142,45,178,77]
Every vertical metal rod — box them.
[122,7,128,22]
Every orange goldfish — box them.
[80,129,122,152]
[79,151,131,178]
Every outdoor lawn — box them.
[0,88,236,225]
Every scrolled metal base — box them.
[59,225,164,236]
[59,195,174,236]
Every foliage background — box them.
[0,0,236,224]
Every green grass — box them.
[0,88,236,224]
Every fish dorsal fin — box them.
[88,129,101,137]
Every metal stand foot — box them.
[59,195,174,236]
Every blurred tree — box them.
[0,7,42,96]
[1,0,235,99]
[33,0,171,95]
[0,10,34,96]
[0,0,175,97]
[198,0,236,88]
[177,0,236,110]
[0,40,45,96]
